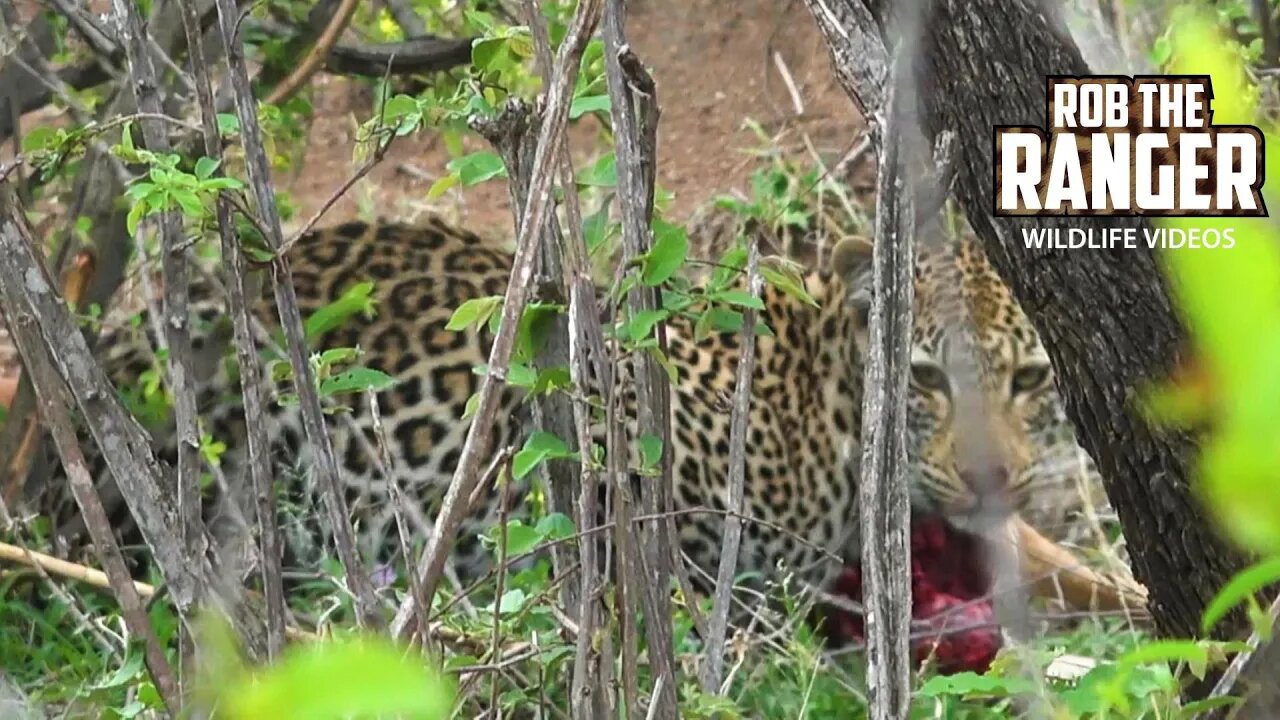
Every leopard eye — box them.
[1011,364,1051,394]
[910,362,948,392]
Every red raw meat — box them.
[820,516,1002,674]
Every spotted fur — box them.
[30,213,1107,596]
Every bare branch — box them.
[0,186,269,657]
[700,232,763,694]
[601,4,679,714]
[7,322,180,713]
[176,0,288,657]
[857,32,916,720]
[389,0,604,643]
[212,0,383,628]
[111,0,207,599]
[1,250,92,506]
[324,34,476,75]
[262,0,360,106]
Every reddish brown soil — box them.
[282,0,863,234]
[1,0,865,400]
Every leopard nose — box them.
[958,467,1009,496]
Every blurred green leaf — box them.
[221,636,454,720]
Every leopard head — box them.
[830,234,1065,531]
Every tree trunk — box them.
[806,0,1250,642]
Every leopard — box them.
[24,210,1140,611]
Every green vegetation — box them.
[2,0,1279,718]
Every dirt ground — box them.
[1,0,863,387]
[283,0,863,234]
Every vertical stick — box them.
[211,0,382,628]
[859,43,915,720]
[175,0,287,657]
[601,4,680,714]
[699,235,763,693]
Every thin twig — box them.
[175,0,288,657]
[389,0,604,642]
[111,0,208,610]
[700,225,763,693]
[263,0,361,106]
[488,459,514,717]
[213,0,383,628]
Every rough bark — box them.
[0,184,271,659]
[214,0,384,628]
[856,42,917,720]
[602,5,679,715]
[390,0,604,640]
[806,0,1249,642]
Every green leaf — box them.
[638,435,663,470]
[427,173,460,200]
[172,188,204,217]
[512,431,574,479]
[114,699,147,718]
[471,37,508,70]
[221,636,454,720]
[1150,36,1173,67]
[305,282,378,342]
[201,176,244,191]
[713,290,765,311]
[126,201,146,236]
[94,645,145,689]
[760,263,818,308]
[315,348,360,370]
[491,588,526,616]
[1177,696,1242,719]
[621,309,668,343]
[1114,640,1210,682]
[582,198,614,253]
[471,362,536,389]
[506,363,538,388]
[535,513,575,542]
[641,218,688,286]
[917,672,1034,698]
[318,368,398,397]
[123,183,154,203]
[1202,557,1280,633]
[216,113,240,136]
[22,126,58,152]
[569,94,611,119]
[447,151,507,186]
[442,655,481,673]
[531,367,572,395]
[446,296,503,332]
[500,521,543,557]
[576,152,617,188]
[646,346,680,384]
[707,307,744,334]
[381,94,419,122]
[194,156,221,180]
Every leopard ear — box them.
[830,237,874,325]
[831,236,873,279]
